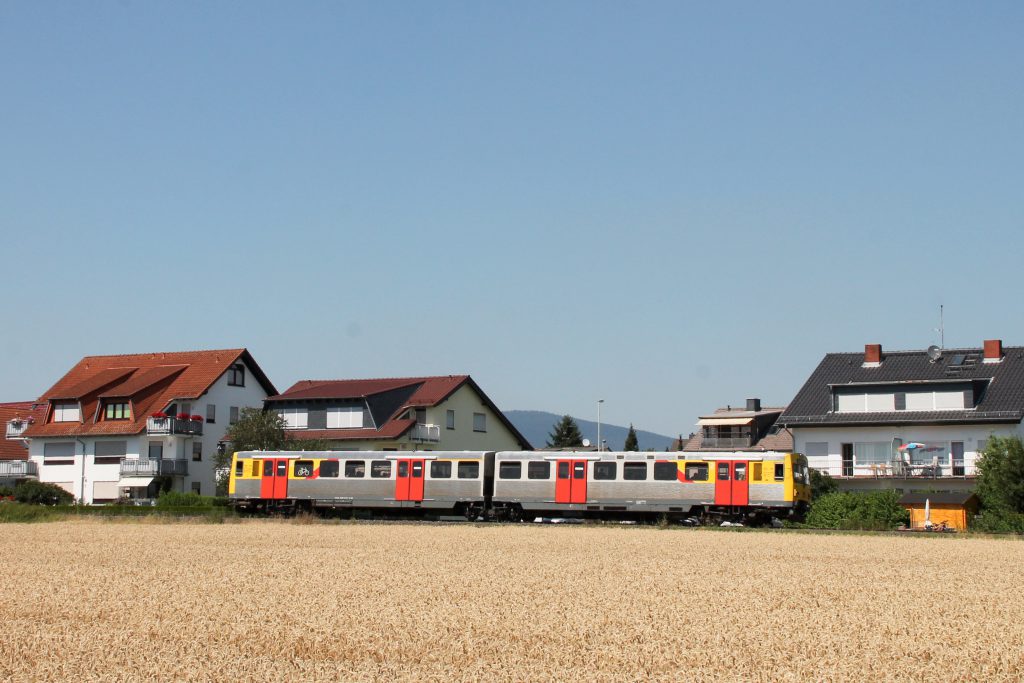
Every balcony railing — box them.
[119,458,189,477]
[0,460,37,478]
[146,417,203,437]
[409,424,441,442]
[827,463,970,479]
[5,421,30,439]
[700,437,754,448]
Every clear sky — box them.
[2,2,1022,437]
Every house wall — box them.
[792,423,1023,484]
[29,357,270,503]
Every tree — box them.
[809,468,838,501]
[623,424,639,451]
[975,436,1024,513]
[547,415,584,448]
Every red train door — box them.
[260,459,289,499]
[395,459,425,502]
[732,461,749,506]
[571,460,587,503]
[555,460,588,504]
[714,461,748,506]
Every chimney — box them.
[864,344,882,366]
[984,339,1003,363]
[746,398,761,412]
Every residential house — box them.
[777,340,1024,492]
[21,349,276,503]
[681,398,794,453]
[266,375,531,451]
[0,401,47,486]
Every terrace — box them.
[119,458,189,477]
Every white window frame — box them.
[278,408,308,429]
[327,406,363,429]
[52,402,81,422]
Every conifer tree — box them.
[623,424,639,451]
[547,415,584,448]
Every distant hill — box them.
[505,410,678,451]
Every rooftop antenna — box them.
[933,304,944,350]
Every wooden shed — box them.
[898,492,980,531]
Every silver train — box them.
[228,450,812,521]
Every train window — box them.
[593,462,616,480]
[251,461,260,477]
[234,460,244,477]
[371,461,391,478]
[557,462,570,479]
[346,460,366,478]
[573,462,585,480]
[735,463,747,481]
[499,462,522,479]
[412,461,423,478]
[320,460,339,478]
[458,461,479,479]
[398,461,409,477]
[623,462,647,480]
[528,461,550,479]
[294,460,314,478]
[717,463,730,481]
[431,461,452,478]
[653,462,677,481]
[752,463,763,481]
[263,460,274,476]
[775,463,785,481]
[277,461,287,477]
[685,463,708,481]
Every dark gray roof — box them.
[898,492,979,506]
[779,346,1024,427]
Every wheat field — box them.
[0,520,1021,682]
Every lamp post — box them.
[597,399,604,452]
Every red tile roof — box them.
[23,349,276,439]
[0,401,46,460]
[267,376,469,404]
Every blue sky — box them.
[2,2,1022,437]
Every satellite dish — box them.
[927,345,942,362]
[582,438,591,448]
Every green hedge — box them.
[805,490,910,530]
[970,509,1024,533]
[13,480,74,506]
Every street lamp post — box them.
[597,399,604,452]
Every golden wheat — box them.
[0,521,1021,682]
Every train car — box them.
[229,450,492,517]
[491,450,811,522]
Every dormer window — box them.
[104,402,131,420]
[52,402,80,423]
[228,364,245,387]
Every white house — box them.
[19,349,276,503]
[777,340,1024,492]
[265,375,531,452]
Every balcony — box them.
[700,437,754,449]
[0,460,37,478]
[5,420,31,440]
[828,463,970,479]
[146,417,203,437]
[119,458,189,477]
[409,424,441,442]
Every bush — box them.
[970,508,1024,533]
[0,485,15,498]
[155,491,215,508]
[14,480,74,506]
[809,469,838,501]
[805,490,910,530]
